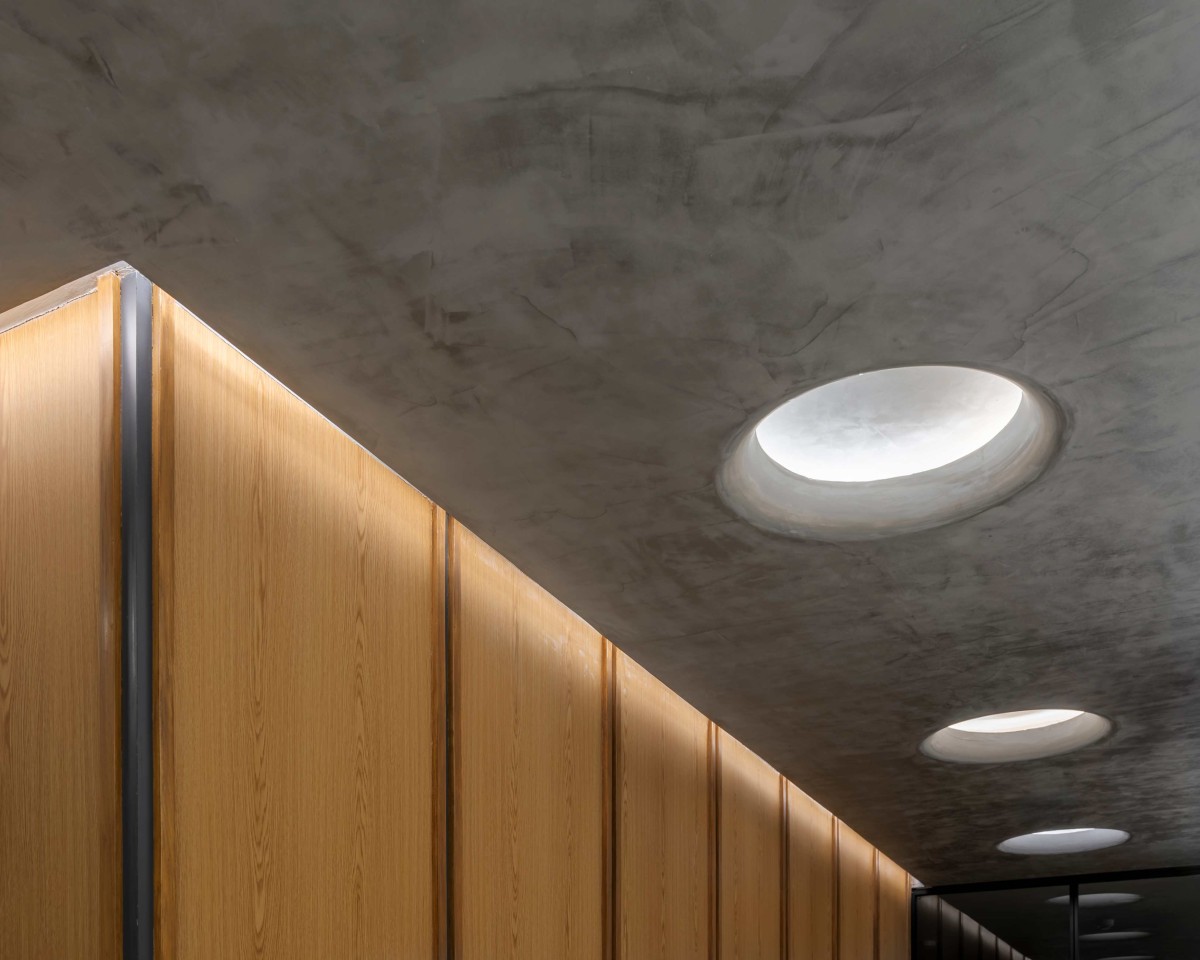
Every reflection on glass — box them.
[915,873,1200,960]
[1078,874,1200,960]
[916,887,1071,960]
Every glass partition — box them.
[913,868,1200,960]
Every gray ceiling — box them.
[3,0,1200,885]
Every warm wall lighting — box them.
[920,709,1110,764]
[997,828,1130,855]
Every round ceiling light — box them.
[755,365,1023,482]
[718,364,1064,541]
[997,828,1130,855]
[920,709,1111,764]
[1079,932,1150,942]
[1046,892,1142,907]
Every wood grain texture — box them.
[837,822,878,960]
[152,290,442,960]
[787,784,836,960]
[615,652,712,960]
[718,731,784,960]
[0,283,122,960]
[876,853,910,960]
[450,520,606,960]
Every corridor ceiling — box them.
[3,0,1199,883]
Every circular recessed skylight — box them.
[1046,892,1142,907]
[717,364,1065,541]
[949,709,1084,733]
[920,709,1111,764]
[997,828,1130,855]
[1079,932,1150,942]
[755,365,1023,483]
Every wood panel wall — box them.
[0,276,917,959]
[787,785,836,960]
[0,282,122,960]
[878,852,912,960]
[614,653,714,960]
[838,822,879,960]
[450,521,607,960]
[718,731,785,960]
[152,290,444,960]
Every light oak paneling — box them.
[787,785,836,960]
[718,731,784,960]
[838,822,879,960]
[615,652,713,960]
[451,521,607,960]
[152,290,442,960]
[877,853,911,960]
[0,283,121,960]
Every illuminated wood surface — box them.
[718,731,784,960]
[838,822,878,960]
[0,283,121,960]
[615,652,713,960]
[787,784,836,960]
[450,521,606,960]
[153,290,442,959]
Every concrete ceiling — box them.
[3,0,1200,885]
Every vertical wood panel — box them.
[615,652,712,960]
[838,822,879,960]
[0,285,121,960]
[718,731,784,960]
[786,784,836,960]
[451,521,606,960]
[153,291,441,959]
[877,853,910,960]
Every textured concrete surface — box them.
[3,0,1200,883]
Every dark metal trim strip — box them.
[443,512,454,960]
[912,862,1200,897]
[120,271,153,960]
[1068,882,1079,960]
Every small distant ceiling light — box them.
[1078,932,1150,942]
[997,828,1130,855]
[718,364,1064,541]
[1046,892,1142,907]
[920,709,1111,764]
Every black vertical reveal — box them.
[120,270,154,960]
[1068,883,1079,960]
[443,512,454,960]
